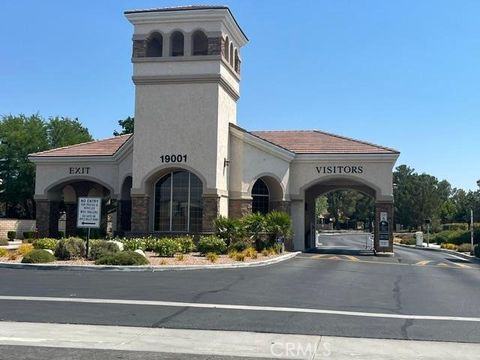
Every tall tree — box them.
[0,115,49,218]
[46,117,92,148]
[0,114,93,218]
[113,116,134,136]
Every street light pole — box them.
[471,209,474,254]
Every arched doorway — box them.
[41,180,114,238]
[303,177,393,253]
[117,176,132,234]
[313,189,375,252]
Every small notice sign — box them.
[380,212,388,222]
[379,240,389,247]
[77,197,101,228]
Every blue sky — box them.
[1,0,479,190]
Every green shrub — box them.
[265,211,293,241]
[54,237,86,260]
[214,216,244,244]
[273,242,284,254]
[89,240,120,260]
[144,237,159,251]
[474,244,480,258]
[441,243,458,250]
[95,251,149,266]
[153,238,180,257]
[206,252,219,263]
[7,231,16,241]
[442,223,468,231]
[228,240,250,252]
[0,248,8,257]
[198,236,227,255]
[234,252,245,261]
[400,238,416,246]
[244,247,257,258]
[23,231,38,239]
[17,243,33,256]
[176,236,195,254]
[433,230,479,246]
[242,213,266,241]
[120,238,145,251]
[457,243,473,253]
[0,239,8,246]
[33,238,58,251]
[21,249,55,264]
[175,253,185,261]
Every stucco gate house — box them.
[29,6,399,253]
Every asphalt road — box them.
[0,233,479,344]
[0,346,261,360]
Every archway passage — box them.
[304,177,394,254]
[314,189,375,253]
[37,180,114,238]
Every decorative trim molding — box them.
[132,74,240,101]
[132,54,221,63]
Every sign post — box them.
[77,197,102,256]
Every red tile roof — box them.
[30,134,132,157]
[251,130,398,154]
[29,127,398,158]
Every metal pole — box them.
[86,228,90,257]
[471,209,474,253]
[427,224,430,247]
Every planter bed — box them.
[0,250,283,266]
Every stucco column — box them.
[36,200,60,238]
[64,202,77,237]
[375,201,394,253]
[202,195,220,233]
[131,195,149,233]
[228,199,252,219]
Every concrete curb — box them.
[394,243,480,263]
[0,251,300,272]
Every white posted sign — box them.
[77,197,101,228]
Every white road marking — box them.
[415,260,431,266]
[0,295,479,323]
[445,253,471,261]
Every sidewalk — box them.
[0,321,478,359]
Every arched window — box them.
[234,48,240,72]
[154,171,203,232]
[252,179,269,214]
[170,31,184,56]
[229,42,234,66]
[192,30,208,55]
[146,33,163,57]
[224,36,230,62]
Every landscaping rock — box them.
[43,249,54,255]
[108,240,124,251]
[134,249,146,258]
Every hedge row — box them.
[431,229,480,246]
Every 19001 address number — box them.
[160,154,187,163]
